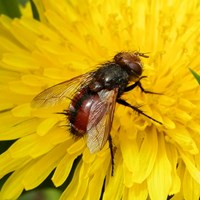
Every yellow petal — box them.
[120,134,138,172]
[9,81,41,95]
[124,182,148,200]
[103,151,124,200]
[86,164,107,200]
[168,124,199,154]
[0,117,39,140]
[52,153,79,187]
[179,150,200,184]
[23,143,66,190]
[60,162,82,200]
[8,129,68,159]
[0,169,25,200]
[132,127,158,183]
[166,143,181,194]
[2,53,40,70]
[73,163,90,200]
[147,132,172,200]
[67,138,85,154]
[0,152,30,179]
[82,148,96,164]
[21,74,46,87]
[11,103,31,117]
[183,169,200,200]
[8,134,38,158]
[123,164,134,188]
[30,128,69,158]
[36,117,58,136]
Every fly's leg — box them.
[125,76,161,95]
[117,99,162,125]
[56,109,69,115]
[124,76,147,92]
[136,81,161,94]
[108,135,114,176]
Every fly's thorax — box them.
[89,80,103,92]
[89,63,130,92]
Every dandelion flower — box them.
[0,0,200,200]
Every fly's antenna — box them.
[134,50,150,58]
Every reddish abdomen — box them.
[68,89,100,136]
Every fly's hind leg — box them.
[117,98,162,125]
[108,135,115,176]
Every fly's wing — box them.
[86,88,118,153]
[32,72,93,107]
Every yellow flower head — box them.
[0,0,200,200]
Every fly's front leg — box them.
[136,81,162,95]
[124,76,147,92]
[125,76,161,95]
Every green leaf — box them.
[189,68,200,85]
[43,189,61,200]
[30,0,40,21]
[0,0,21,18]
[19,189,61,200]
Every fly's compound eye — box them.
[127,62,142,77]
[114,52,143,77]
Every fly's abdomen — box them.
[68,89,100,136]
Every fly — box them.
[32,51,162,175]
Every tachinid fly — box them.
[32,51,161,175]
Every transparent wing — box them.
[32,72,93,107]
[86,88,118,153]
